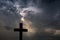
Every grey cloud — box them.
[0,0,21,30]
[0,0,60,40]
[24,0,60,30]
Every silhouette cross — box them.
[14,23,28,40]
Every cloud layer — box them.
[0,0,60,40]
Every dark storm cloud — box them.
[25,0,60,30]
[0,0,21,30]
[0,0,21,40]
[0,0,60,40]
[22,0,60,40]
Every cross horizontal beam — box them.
[14,28,27,32]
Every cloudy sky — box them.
[0,0,60,40]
